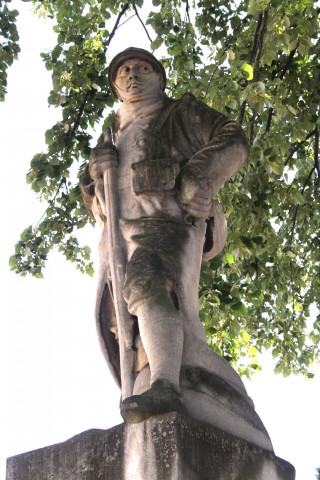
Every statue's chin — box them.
[117,84,164,104]
[124,91,164,104]
[118,91,142,103]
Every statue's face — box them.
[114,58,161,101]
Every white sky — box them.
[1,2,319,479]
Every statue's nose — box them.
[129,67,139,79]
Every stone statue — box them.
[80,48,273,451]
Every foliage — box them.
[0,0,20,100]
[5,0,320,377]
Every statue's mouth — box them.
[129,82,141,89]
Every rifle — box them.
[101,128,135,401]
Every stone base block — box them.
[6,413,295,480]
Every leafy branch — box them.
[0,2,20,100]
[314,126,319,177]
[238,9,268,124]
[284,129,317,167]
[184,0,191,23]
[266,46,298,133]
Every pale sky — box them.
[1,2,320,479]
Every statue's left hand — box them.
[179,174,212,220]
[89,128,118,181]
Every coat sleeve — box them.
[79,165,106,226]
[180,97,249,194]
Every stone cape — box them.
[80,92,272,451]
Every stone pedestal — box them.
[6,413,295,480]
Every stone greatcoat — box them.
[80,92,247,386]
[80,92,275,451]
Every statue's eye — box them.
[119,66,130,77]
[119,66,131,77]
[138,64,152,73]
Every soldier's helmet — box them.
[108,47,166,98]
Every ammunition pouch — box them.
[132,158,180,195]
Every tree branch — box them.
[290,259,295,321]
[132,3,153,43]
[284,129,316,166]
[72,4,132,139]
[290,205,299,245]
[302,166,316,193]
[238,11,268,124]
[70,91,91,140]
[266,46,298,132]
[36,89,93,227]
[36,178,66,228]
[289,165,315,244]
[314,126,319,177]
[249,110,256,144]
[205,65,219,96]
[254,10,269,81]
[238,100,246,124]
[279,46,298,81]
[107,2,131,46]
[185,0,191,23]
[288,162,317,318]
[118,13,136,28]
[205,15,250,99]
[249,12,263,65]
[266,107,273,132]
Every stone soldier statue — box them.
[80,48,273,450]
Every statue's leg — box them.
[124,248,183,390]
[121,247,186,423]
[134,293,183,388]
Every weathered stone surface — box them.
[6,427,125,480]
[124,413,294,480]
[7,413,295,480]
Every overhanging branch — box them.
[284,129,316,166]
[238,10,268,124]
[249,12,263,65]
[70,91,90,140]
[289,165,315,245]
[36,178,66,228]
[185,0,191,23]
[204,15,250,98]
[107,3,131,46]
[314,126,319,177]
[132,3,153,43]
[288,163,316,320]
[266,46,298,133]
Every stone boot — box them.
[121,379,186,424]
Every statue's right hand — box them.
[89,128,118,181]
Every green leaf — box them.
[231,301,247,316]
[287,105,297,115]
[225,253,234,264]
[241,63,253,81]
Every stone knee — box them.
[124,248,179,317]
